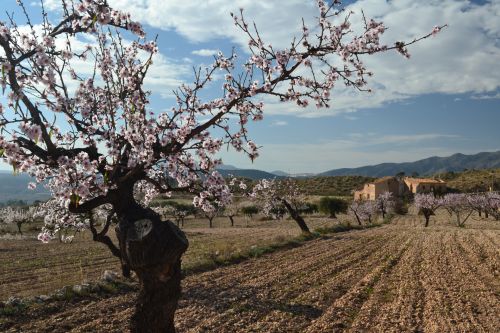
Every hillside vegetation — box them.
[294,176,375,196]
[438,168,500,192]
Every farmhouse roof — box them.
[372,176,396,184]
[404,177,445,184]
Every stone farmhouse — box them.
[403,177,447,195]
[354,176,446,200]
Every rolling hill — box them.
[216,168,281,180]
[0,171,51,204]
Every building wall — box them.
[355,177,447,200]
[404,178,447,194]
[354,179,399,200]
[354,183,376,200]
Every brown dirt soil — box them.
[2,213,500,332]
[0,215,337,299]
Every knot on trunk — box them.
[124,219,188,282]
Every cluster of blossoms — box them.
[36,200,89,243]
[0,0,444,239]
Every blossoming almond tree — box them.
[375,191,394,219]
[251,178,311,233]
[467,193,489,218]
[441,193,475,227]
[484,192,500,221]
[0,0,444,331]
[349,200,375,225]
[414,193,442,227]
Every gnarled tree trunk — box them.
[115,199,188,333]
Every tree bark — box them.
[228,215,234,227]
[282,200,310,233]
[115,200,188,333]
[424,214,430,227]
[350,208,363,226]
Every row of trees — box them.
[414,192,500,227]
[0,201,93,242]
[0,205,39,235]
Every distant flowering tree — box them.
[251,178,311,233]
[375,191,394,218]
[441,193,475,227]
[441,193,474,227]
[484,192,500,221]
[349,200,375,225]
[467,193,489,218]
[414,193,442,227]
[224,201,240,227]
[202,200,224,228]
[0,0,444,330]
[0,205,38,235]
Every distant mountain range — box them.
[220,151,500,179]
[1,151,499,203]
[217,168,281,180]
[0,171,51,204]
[319,151,500,177]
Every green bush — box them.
[318,197,348,218]
[298,202,319,215]
[241,205,259,218]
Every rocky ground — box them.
[1,213,499,332]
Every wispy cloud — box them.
[191,49,219,56]
[470,92,500,100]
[270,120,288,127]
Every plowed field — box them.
[3,213,500,332]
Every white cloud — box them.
[108,0,316,47]
[142,53,191,98]
[103,0,500,116]
[191,49,220,57]
[270,120,288,127]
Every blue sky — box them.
[1,0,499,173]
